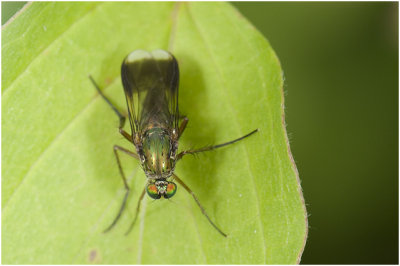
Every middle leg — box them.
[176,129,258,161]
[103,145,139,233]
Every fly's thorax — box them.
[138,128,178,178]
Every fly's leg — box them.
[176,129,258,161]
[125,187,146,235]
[103,145,139,233]
[89,75,125,127]
[178,116,189,139]
[173,174,227,237]
[89,75,132,143]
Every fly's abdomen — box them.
[141,128,175,178]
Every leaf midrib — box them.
[2,2,305,264]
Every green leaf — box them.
[2,2,307,264]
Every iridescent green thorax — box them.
[139,128,176,178]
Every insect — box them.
[90,49,257,237]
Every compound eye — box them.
[146,184,161,199]
[164,182,177,199]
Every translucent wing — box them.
[121,50,179,135]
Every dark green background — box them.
[234,2,398,264]
[2,2,398,264]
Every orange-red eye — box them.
[146,184,161,199]
[165,182,177,199]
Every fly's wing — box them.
[121,50,179,135]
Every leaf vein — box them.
[187,3,267,262]
[2,75,120,212]
[3,3,103,94]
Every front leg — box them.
[173,174,227,237]
[124,187,146,235]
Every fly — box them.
[89,49,258,237]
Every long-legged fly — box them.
[90,49,257,237]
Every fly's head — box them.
[146,179,177,199]
[138,128,178,178]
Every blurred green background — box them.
[2,2,398,264]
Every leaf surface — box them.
[2,2,307,264]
